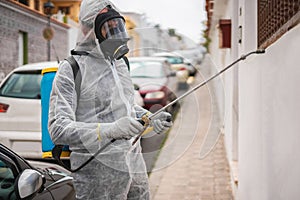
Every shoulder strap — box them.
[65,56,82,100]
[71,49,130,71]
[122,56,130,71]
[71,49,89,56]
[52,55,81,171]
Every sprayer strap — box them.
[123,56,130,71]
[65,56,82,101]
[71,49,89,56]
[51,56,82,172]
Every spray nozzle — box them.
[256,49,266,54]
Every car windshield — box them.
[0,70,42,99]
[130,61,164,78]
[166,57,183,64]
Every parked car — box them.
[0,61,143,160]
[0,61,59,159]
[152,51,195,76]
[129,57,179,113]
[0,143,75,199]
[173,48,205,74]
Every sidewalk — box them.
[148,56,234,200]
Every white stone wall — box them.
[208,0,300,199]
[238,15,300,200]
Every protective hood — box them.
[94,7,127,42]
[94,6,130,60]
[74,0,118,57]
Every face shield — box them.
[94,7,130,60]
[100,18,129,40]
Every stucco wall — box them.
[238,17,300,200]
[208,0,237,164]
[208,0,300,199]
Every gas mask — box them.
[94,7,130,60]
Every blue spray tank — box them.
[41,67,70,158]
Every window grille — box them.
[258,0,300,48]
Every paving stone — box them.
[149,60,234,200]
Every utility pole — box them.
[43,1,54,61]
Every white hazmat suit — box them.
[48,0,172,199]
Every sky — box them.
[110,0,207,44]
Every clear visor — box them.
[100,18,129,39]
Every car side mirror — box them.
[15,169,45,200]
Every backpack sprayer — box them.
[53,49,265,172]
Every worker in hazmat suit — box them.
[48,0,172,199]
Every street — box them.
[143,56,234,199]
[1,0,299,199]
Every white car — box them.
[152,52,190,89]
[0,61,144,159]
[0,61,59,159]
[152,52,191,72]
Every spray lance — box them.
[53,49,265,172]
[132,48,265,145]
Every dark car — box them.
[129,57,179,113]
[0,143,75,200]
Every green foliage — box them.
[202,32,211,53]
[168,28,182,41]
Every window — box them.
[130,62,164,78]
[166,57,184,65]
[18,31,28,66]
[0,158,16,199]
[34,0,40,11]
[0,71,42,99]
[258,0,300,48]
[219,19,231,48]
[18,0,29,6]
[58,6,70,15]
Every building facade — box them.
[122,11,187,57]
[206,0,300,199]
[0,0,69,78]
[0,0,201,81]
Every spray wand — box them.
[53,49,265,172]
[132,49,265,145]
